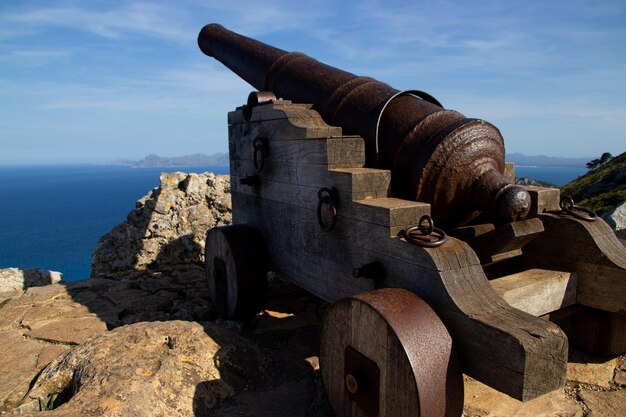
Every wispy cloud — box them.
[0,49,73,66]
[0,64,251,113]
[192,0,331,36]
[0,0,624,162]
[0,2,192,44]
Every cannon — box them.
[198,23,531,229]
[199,24,626,417]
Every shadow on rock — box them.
[1,269,332,416]
[191,281,333,417]
[70,235,212,329]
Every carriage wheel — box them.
[320,288,464,417]
[205,224,268,319]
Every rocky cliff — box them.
[91,172,231,281]
[1,171,625,416]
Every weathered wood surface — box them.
[550,307,626,355]
[467,218,544,264]
[523,186,561,217]
[232,136,365,168]
[523,213,626,354]
[490,269,577,316]
[205,225,268,319]
[320,288,463,417]
[524,214,626,314]
[228,101,568,401]
[228,101,341,138]
[504,161,515,184]
[233,177,429,233]
[450,223,496,240]
[232,162,392,201]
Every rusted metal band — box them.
[373,89,443,167]
[243,91,276,121]
[263,52,308,92]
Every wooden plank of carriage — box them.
[523,185,561,217]
[466,218,545,265]
[490,268,577,317]
[232,190,567,401]
[231,135,365,168]
[523,214,626,313]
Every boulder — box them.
[602,201,626,231]
[0,283,103,413]
[90,172,231,282]
[0,268,63,295]
[16,321,264,417]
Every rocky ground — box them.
[0,274,624,417]
[1,171,624,416]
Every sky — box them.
[1,0,625,165]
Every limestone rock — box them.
[567,350,618,388]
[0,268,63,295]
[0,283,91,413]
[462,376,583,417]
[210,378,317,417]
[18,321,265,417]
[602,201,626,231]
[27,316,107,345]
[1,270,625,417]
[0,328,62,412]
[91,172,231,282]
[0,275,213,413]
[515,177,556,188]
[579,389,626,417]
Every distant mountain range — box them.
[506,153,589,168]
[113,152,590,169]
[111,153,229,168]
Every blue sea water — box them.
[0,164,585,282]
[0,165,228,282]
[515,166,587,186]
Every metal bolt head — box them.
[345,373,359,394]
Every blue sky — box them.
[1,0,625,164]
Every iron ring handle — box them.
[253,138,267,172]
[317,188,337,231]
[560,196,598,222]
[400,215,448,248]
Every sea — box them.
[0,164,586,282]
[0,165,228,282]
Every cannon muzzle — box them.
[198,23,530,227]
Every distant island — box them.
[505,153,589,168]
[111,153,229,168]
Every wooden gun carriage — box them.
[199,24,626,417]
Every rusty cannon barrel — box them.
[198,23,531,228]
